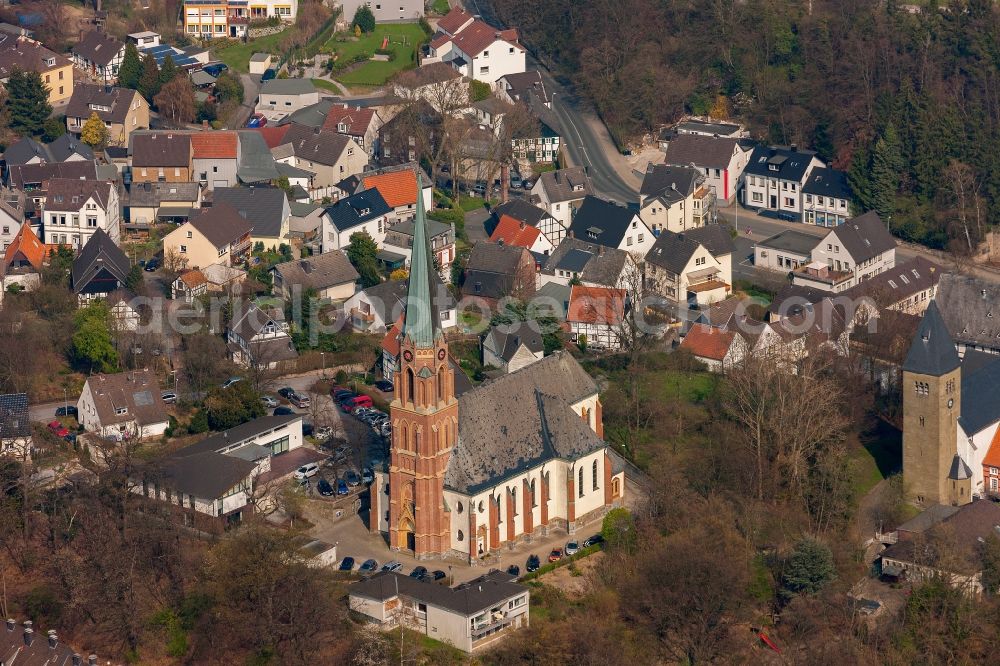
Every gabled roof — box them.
[536,166,593,203]
[131,132,192,167]
[489,214,542,248]
[936,274,1000,350]
[178,269,208,289]
[8,161,98,189]
[567,284,625,326]
[841,255,942,307]
[151,450,256,500]
[0,392,30,440]
[324,188,390,232]
[743,145,817,182]
[462,242,531,300]
[3,222,45,272]
[44,179,114,212]
[645,229,702,274]
[2,136,48,165]
[72,30,124,66]
[881,499,1000,575]
[567,196,639,249]
[499,70,550,105]
[322,103,378,137]
[188,202,252,248]
[66,83,142,124]
[679,323,736,361]
[902,301,960,376]
[542,237,629,288]
[684,224,735,257]
[47,134,95,162]
[958,352,1000,436]
[489,198,551,233]
[350,570,526,617]
[362,168,418,208]
[236,130,282,183]
[450,20,521,58]
[438,7,475,35]
[640,164,702,202]
[71,228,129,294]
[486,321,544,362]
[84,369,168,428]
[802,167,852,200]
[984,428,1000,470]
[191,131,238,159]
[829,211,896,263]
[277,123,353,167]
[249,125,293,149]
[273,250,359,292]
[0,35,70,78]
[174,413,301,458]
[212,186,287,238]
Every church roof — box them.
[401,174,441,348]
[902,301,960,376]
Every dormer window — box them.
[768,164,779,171]
[44,57,55,67]
[115,406,128,415]
[338,123,347,132]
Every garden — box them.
[320,23,427,87]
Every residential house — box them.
[530,167,594,230]
[8,161,98,209]
[741,145,824,218]
[320,188,391,251]
[801,211,896,291]
[802,167,852,227]
[339,0,422,23]
[0,34,73,105]
[842,256,942,315]
[381,217,455,280]
[71,31,126,84]
[663,133,751,205]
[540,238,636,290]
[191,131,240,190]
[133,414,305,531]
[173,268,208,303]
[271,250,359,301]
[182,0,297,40]
[489,199,564,246]
[567,196,655,257]
[377,100,443,167]
[163,203,252,270]
[343,275,455,334]
[0,223,45,298]
[321,103,383,155]
[678,322,749,372]
[227,301,299,370]
[288,201,325,242]
[213,185,291,249]
[0,189,28,253]
[644,224,735,306]
[349,570,529,654]
[483,322,544,373]
[255,79,319,123]
[1,618,88,663]
[0,393,31,459]
[984,429,1000,495]
[754,229,821,272]
[489,214,554,256]
[497,70,551,107]
[473,96,559,165]
[276,161,315,200]
[359,165,434,221]
[462,241,535,306]
[236,129,283,185]
[934,274,1000,356]
[567,284,626,350]
[392,62,467,111]
[3,135,94,166]
[66,84,149,147]
[130,132,193,183]
[638,164,715,233]
[272,123,367,197]
[126,181,202,228]
[41,178,120,249]
[71,228,130,303]
[77,369,169,440]
[172,263,246,302]
[422,8,526,85]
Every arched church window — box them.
[406,367,415,403]
[457,530,464,541]
[456,501,463,514]
[578,466,584,497]
[592,460,599,491]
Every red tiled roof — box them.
[679,323,737,361]
[250,125,292,149]
[452,20,521,58]
[984,429,1000,470]
[430,33,453,50]
[363,169,418,209]
[381,316,403,357]
[322,104,377,136]
[191,131,238,159]
[3,222,45,271]
[179,269,208,289]
[438,7,474,34]
[567,285,625,326]
[489,214,541,249]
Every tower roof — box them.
[902,300,960,376]
[401,174,442,348]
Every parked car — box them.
[222,377,242,389]
[246,113,267,128]
[47,420,70,437]
[289,393,311,408]
[261,68,276,81]
[507,565,520,577]
[565,541,579,556]
[278,387,296,399]
[334,391,358,404]
[293,463,319,480]
[339,557,355,571]
[317,478,335,496]
[362,467,374,484]
[55,405,78,417]
[510,172,522,188]
[342,395,372,413]
[274,406,294,416]
[314,425,333,439]
[160,392,177,404]
[359,559,378,573]
[354,407,374,420]
[143,259,159,272]
[344,470,361,487]
[336,479,349,495]
[260,395,279,408]
[381,561,403,573]
[526,554,541,572]
[374,380,394,392]
[582,534,605,548]
[409,566,428,579]
[203,62,228,77]
[548,549,563,563]
[431,570,447,581]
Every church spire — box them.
[401,173,441,348]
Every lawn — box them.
[849,418,902,496]
[310,78,341,93]
[431,0,450,14]
[213,30,290,72]
[326,23,427,86]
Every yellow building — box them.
[183,0,296,40]
[0,34,74,105]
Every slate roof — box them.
[896,503,961,535]
[499,70,550,105]
[3,137,48,165]
[542,238,629,287]
[151,451,256,499]
[212,186,287,238]
[324,188,390,232]
[489,199,551,234]
[1,618,81,665]
[830,211,896,263]
[259,78,316,96]
[881,499,1000,574]
[47,134,95,162]
[350,570,526,616]
[44,179,114,212]
[8,161,98,189]
[384,217,451,240]
[756,229,822,256]
[684,224,735,257]
[567,196,638,249]
[462,242,530,300]
[188,202,252,248]
[675,119,743,136]
[536,167,593,204]
[236,130,281,183]
[65,84,140,124]
[272,250,359,292]
[127,181,201,207]
[929,274,1000,351]
[902,301,960,376]
[644,230,702,274]
[71,228,129,294]
[640,164,703,203]
[446,351,601,493]
[679,323,736,361]
[486,321,544,363]
[275,98,336,129]
[0,34,70,78]
[802,167,852,200]
[72,30,124,67]
[191,131,238,159]
[131,132,192,167]
[766,283,829,319]
[743,145,818,182]
[84,369,168,428]
[534,281,570,320]
[842,256,942,307]
[0,392,30,440]
[277,123,353,166]
[959,352,1000,436]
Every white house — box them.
[255,79,319,123]
[71,31,126,85]
[320,188,392,252]
[422,8,525,85]
[227,301,299,370]
[567,284,626,350]
[566,196,655,257]
[0,393,32,459]
[530,167,594,230]
[644,225,734,306]
[77,370,169,440]
[490,199,565,247]
[741,145,824,218]
[804,211,897,291]
[638,164,715,233]
[41,179,120,249]
[482,322,544,373]
[271,250,359,302]
[663,133,751,205]
[801,167,853,227]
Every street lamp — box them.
[321,352,326,379]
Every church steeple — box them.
[401,174,441,349]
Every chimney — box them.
[518,220,525,230]
[497,238,505,246]
[5,619,13,631]
[983,289,988,299]
[202,120,209,130]
[598,245,604,256]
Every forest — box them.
[489,0,1000,251]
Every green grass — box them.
[310,78,341,93]
[213,30,290,73]
[849,420,902,496]
[431,0,450,13]
[326,24,427,86]
[661,370,718,402]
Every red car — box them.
[548,548,563,563]
[47,420,70,438]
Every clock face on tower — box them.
[403,350,413,362]
[438,348,446,360]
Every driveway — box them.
[225,73,260,130]
[464,207,491,244]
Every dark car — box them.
[335,391,359,404]
[344,470,361,487]
[278,387,296,399]
[273,406,295,416]
[359,559,378,573]
[55,405,77,417]
[302,422,314,437]
[203,63,228,77]
[317,478,335,496]
[409,566,428,579]
[374,380,394,392]
[143,259,159,272]
[431,570,447,581]
[336,479,349,495]
[506,565,520,577]
[583,534,605,548]
[339,557,355,571]
[261,68,276,81]
[526,554,540,572]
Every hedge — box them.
[519,543,602,582]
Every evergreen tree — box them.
[80,111,109,149]
[352,5,376,33]
[782,538,835,596]
[346,231,381,287]
[870,123,903,220]
[847,140,874,215]
[7,68,52,137]
[138,54,162,101]
[118,43,142,90]
[159,54,178,86]
[71,303,119,373]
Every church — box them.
[370,179,626,561]
[902,300,1000,506]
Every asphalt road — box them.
[226,73,260,130]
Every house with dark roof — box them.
[0,34,73,105]
[125,181,203,227]
[78,369,169,440]
[162,203,252,269]
[381,215,456,281]
[498,70,551,107]
[343,274,457,334]
[272,123,367,194]
[421,7,526,85]
[461,241,535,306]
[255,78,320,123]
[212,185,290,248]
[803,211,897,291]
[529,167,594,229]
[638,164,716,233]
[935,273,1000,356]
[0,618,87,664]
[41,178,120,249]
[567,196,654,256]
[349,570,529,653]
[802,167,852,227]
[489,198,563,246]
[130,131,193,182]
[71,228,130,302]
[539,237,635,290]
[271,250,359,301]
[71,30,125,84]
[644,224,734,306]
[320,187,391,251]
[482,321,544,373]
[0,393,31,458]
[754,228,822,273]
[0,187,27,254]
[7,161,99,207]
[65,84,149,147]
[227,301,299,370]
[3,134,94,166]
[663,133,751,204]
[322,103,383,154]
[741,145,824,218]
[841,256,942,315]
